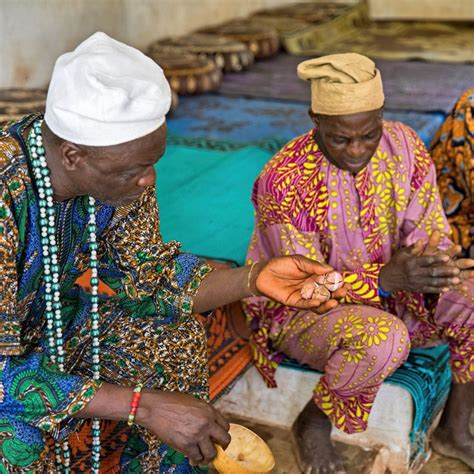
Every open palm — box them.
[255,255,348,314]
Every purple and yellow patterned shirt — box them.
[244,122,452,386]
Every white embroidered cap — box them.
[45,32,171,146]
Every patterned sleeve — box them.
[98,186,212,323]
[345,128,452,307]
[340,265,383,306]
[243,169,329,387]
[0,192,21,355]
[246,169,383,309]
[0,190,101,437]
[400,126,452,249]
[385,126,453,318]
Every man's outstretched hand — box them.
[253,255,349,314]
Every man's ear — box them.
[60,142,86,171]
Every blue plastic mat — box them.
[156,140,272,264]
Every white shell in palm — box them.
[323,271,344,292]
[313,285,331,302]
[301,281,316,300]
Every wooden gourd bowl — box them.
[213,423,275,473]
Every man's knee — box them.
[366,313,409,352]
[361,314,411,374]
[323,313,411,393]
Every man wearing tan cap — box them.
[243,53,474,472]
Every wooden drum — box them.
[149,34,254,73]
[0,88,46,125]
[198,21,280,60]
[147,47,222,95]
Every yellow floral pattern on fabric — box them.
[361,316,392,347]
[342,341,367,364]
[314,377,376,433]
[243,120,474,435]
[333,314,365,338]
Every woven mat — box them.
[284,20,474,64]
[218,53,474,113]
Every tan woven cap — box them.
[297,53,384,115]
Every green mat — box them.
[155,139,273,264]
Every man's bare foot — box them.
[431,382,473,470]
[431,427,474,469]
[291,400,346,474]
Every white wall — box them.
[4,0,463,88]
[1,0,121,88]
[0,0,310,88]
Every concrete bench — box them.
[215,346,450,474]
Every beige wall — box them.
[3,0,466,88]
[368,0,474,20]
[0,0,122,88]
[0,0,310,88]
[123,0,310,48]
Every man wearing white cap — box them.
[0,33,346,472]
[244,53,474,472]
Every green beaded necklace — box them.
[28,119,101,473]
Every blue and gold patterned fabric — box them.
[0,114,212,472]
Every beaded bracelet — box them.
[127,384,144,426]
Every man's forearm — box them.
[71,382,134,421]
[73,265,266,417]
[71,381,230,465]
[193,262,265,314]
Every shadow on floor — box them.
[211,416,472,474]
